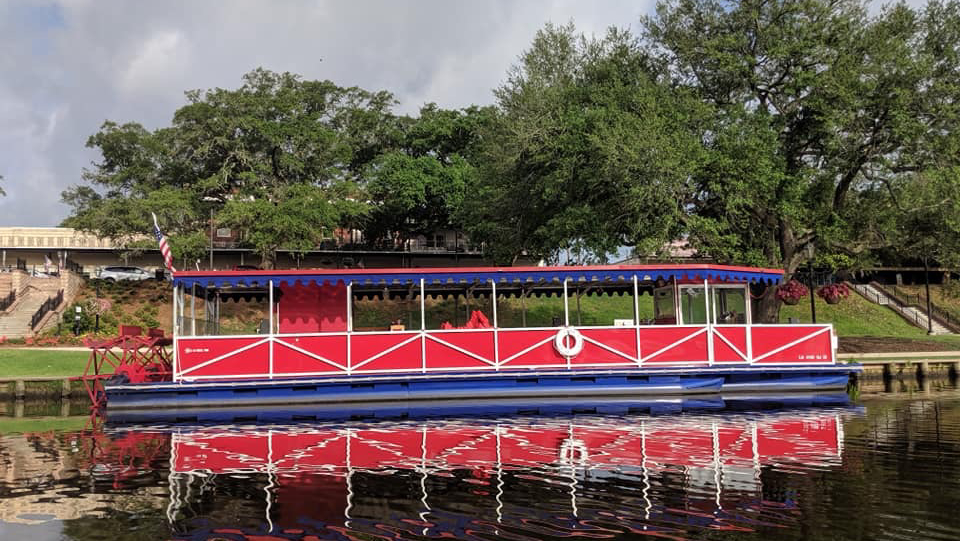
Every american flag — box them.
[152,213,176,272]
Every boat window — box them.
[495,287,565,328]
[567,284,639,327]
[712,286,748,324]
[653,286,676,325]
[352,289,423,332]
[680,286,709,325]
[424,288,494,330]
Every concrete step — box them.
[0,290,58,339]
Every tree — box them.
[892,169,960,268]
[642,0,960,320]
[218,184,342,268]
[363,104,492,247]
[61,121,209,262]
[462,23,709,264]
[63,69,399,267]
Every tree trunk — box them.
[754,285,782,323]
[260,251,277,270]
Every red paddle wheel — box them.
[74,325,173,408]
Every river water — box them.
[2,379,960,541]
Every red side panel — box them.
[574,329,638,366]
[350,333,420,371]
[278,283,347,333]
[177,337,269,378]
[751,327,833,364]
[639,327,709,364]
[351,333,422,372]
[273,336,348,375]
[424,331,495,369]
[713,326,748,363]
[497,330,566,367]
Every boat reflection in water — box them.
[98,397,857,540]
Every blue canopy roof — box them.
[172,264,783,290]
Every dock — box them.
[838,351,960,378]
[0,376,74,399]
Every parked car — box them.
[98,266,152,282]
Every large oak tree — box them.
[645,0,960,320]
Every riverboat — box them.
[102,264,860,411]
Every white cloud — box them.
[118,30,191,97]
[0,0,655,226]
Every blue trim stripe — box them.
[173,268,782,289]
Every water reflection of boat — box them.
[93,402,859,539]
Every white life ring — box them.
[554,327,584,357]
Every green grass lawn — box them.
[779,292,960,346]
[0,349,90,377]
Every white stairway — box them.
[850,283,952,335]
[0,289,53,339]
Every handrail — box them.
[886,284,960,331]
[65,258,83,274]
[0,290,14,311]
[867,281,959,332]
[851,282,926,328]
[30,289,63,330]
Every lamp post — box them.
[806,245,816,324]
[209,208,215,270]
[924,257,934,334]
[94,283,100,334]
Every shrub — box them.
[134,304,160,329]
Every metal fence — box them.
[30,289,63,330]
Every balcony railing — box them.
[208,239,484,254]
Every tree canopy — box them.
[461,23,709,264]
[64,69,400,267]
[643,0,960,318]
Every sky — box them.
[0,0,653,227]
[0,0,926,228]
